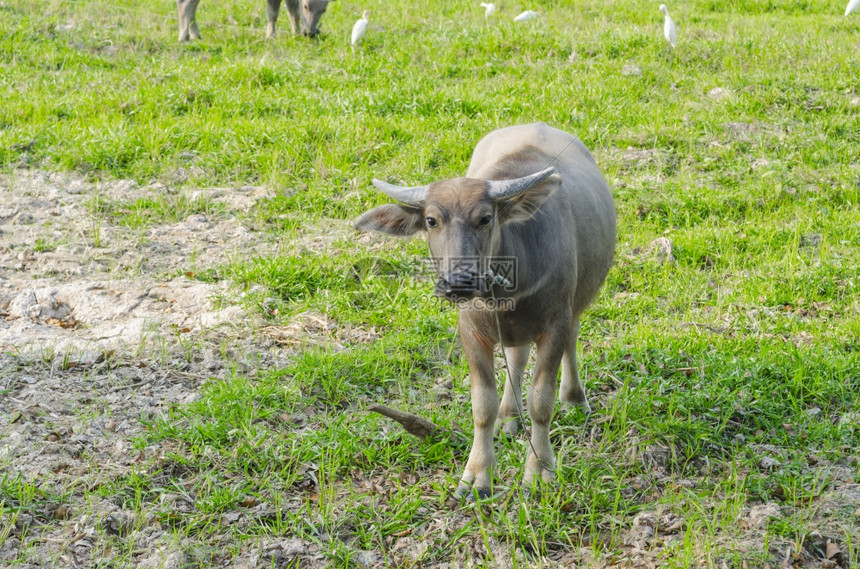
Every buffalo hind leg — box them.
[177,0,201,41]
[497,345,529,436]
[524,331,565,485]
[559,318,591,413]
[266,0,283,38]
[455,327,498,500]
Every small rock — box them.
[268,537,306,557]
[137,550,183,569]
[354,550,382,566]
[744,502,781,529]
[14,213,37,225]
[628,512,656,546]
[708,87,730,100]
[839,412,859,426]
[221,512,242,524]
[103,513,131,536]
[648,237,676,264]
[391,537,429,562]
[641,443,672,469]
[759,456,781,470]
[183,392,200,404]
[16,513,35,532]
[232,553,259,569]
[622,64,643,77]
[800,234,822,248]
[53,504,71,520]
[185,213,210,229]
[725,122,756,140]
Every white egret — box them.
[351,10,369,51]
[480,2,496,17]
[514,10,539,22]
[659,4,676,48]
[846,0,860,16]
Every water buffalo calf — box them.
[177,0,333,41]
[354,122,616,498]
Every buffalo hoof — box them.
[521,483,546,500]
[454,485,491,502]
[561,398,592,416]
[495,417,520,437]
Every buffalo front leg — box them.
[559,318,591,413]
[497,345,529,436]
[177,0,201,41]
[524,331,566,485]
[283,0,304,35]
[456,328,498,499]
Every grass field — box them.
[1,0,859,566]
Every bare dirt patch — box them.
[0,169,273,353]
[0,169,296,567]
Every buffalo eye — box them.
[478,214,493,226]
[425,217,439,228]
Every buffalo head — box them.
[354,168,560,301]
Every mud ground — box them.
[0,169,291,567]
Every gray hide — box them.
[177,0,333,41]
[354,122,616,498]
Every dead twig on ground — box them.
[368,404,455,440]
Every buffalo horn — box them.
[487,167,557,201]
[371,179,428,206]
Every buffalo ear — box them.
[353,204,424,236]
[496,172,560,223]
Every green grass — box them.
[2,0,859,566]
